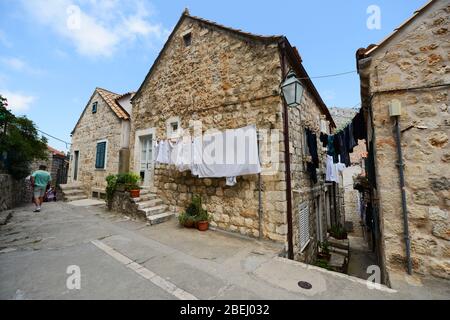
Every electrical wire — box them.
[37,129,71,149]
[298,70,357,80]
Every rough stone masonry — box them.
[359,0,450,280]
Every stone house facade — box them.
[357,0,450,282]
[68,88,133,198]
[130,10,336,263]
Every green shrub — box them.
[329,224,347,239]
[179,194,210,226]
[105,172,141,203]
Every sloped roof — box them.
[71,87,131,135]
[363,0,436,56]
[96,87,130,120]
[132,9,335,127]
[47,145,65,157]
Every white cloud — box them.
[1,90,37,113]
[21,0,168,58]
[0,56,44,75]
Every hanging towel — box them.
[320,132,328,148]
[306,128,319,168]
[326,155,337,183]
[155,140,171,164]
[175,137,193,172]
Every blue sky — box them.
[0,0,427,152]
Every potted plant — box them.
[178,212,196,228]
[196,209,211,231]
[116,173,141,198]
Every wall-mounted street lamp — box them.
[281,70,304,108]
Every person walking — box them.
[30,165,52,212]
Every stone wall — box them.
[366,1,449,279]
[107,191,144,221]
[0,174,30,211]
[69,91,124,196]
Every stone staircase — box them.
[59,182,88,202]
[132,188,175,225]
[327,236,350,273]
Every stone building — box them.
[130,10,337,263]
[30,145,68,186]
[68,88,134,198]
[357,0,450,283]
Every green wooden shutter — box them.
[95,142,106,169]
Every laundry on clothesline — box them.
[154,124,261,182]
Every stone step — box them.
[133,193,157,202]
[139,189,151,195]
[65,194,88,202]
[62,189,86,196]
[148,187,158,194]
[138,199,163,210]
[329,252,347,272]
[330,246,349,257]
[143,205,168,217]
[328,237,350,251]
[148,212,175,225]
[60,183,83,191]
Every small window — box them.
[299,202,310,252]
[166,117,181,138]
[92,102,98,114]
[95,141,107,169]
[183,33,192,47]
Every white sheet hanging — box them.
[193,124,261,178]
[155,140,171,164]
[172,137,192,172]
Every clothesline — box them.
[303,108,367,185]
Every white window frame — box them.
[166,116,181,139]
[299,202,310,252]
[95,139,108,170]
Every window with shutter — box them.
[299,202,310,252]
[95,141,107,169]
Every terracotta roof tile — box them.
[47,145,65,157]
[96,87,130,120]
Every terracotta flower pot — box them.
[197,221,209,231]
[130,189,140,198]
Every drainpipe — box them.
[393,115,412,275]
[280,42,294,260]
[257,131,263,240]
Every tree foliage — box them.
[0,95,48,179]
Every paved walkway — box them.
[0,202,448,299]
